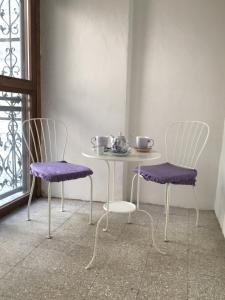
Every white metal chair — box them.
[131,121,209,242]
[22,118,93,238]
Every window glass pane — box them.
[0,91,28,203]
[0,0,29,79]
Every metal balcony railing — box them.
[0,95,23,200]
[0,0,26,201]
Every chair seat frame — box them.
[23,118,93,239]
[130,121,209,242]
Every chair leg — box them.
[128,174,137,224]
[27,176,35,221]
[61,181,64,212]
[85,212,108,270]
[48,182,52,239]
[164,184,168,215]
[103,161,110,232]
[88,176,93,225]
[193,186,199,227]
[137,209,165,254]
[164,183,170,242]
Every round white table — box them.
[82,148,164,269]
[82,149,161,209]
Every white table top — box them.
[82,148,161,162]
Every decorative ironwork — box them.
[0,0,24,199]
[0,0,22,77]
[0,92,23,199]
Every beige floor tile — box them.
[88,264,141,300]
[38,235,79,255]
[188,250,225,278]
[0,221,42,244]
[169,206,189,217]
[188,274,216,300]
[77,200,103,215]
[214,276,225,300]
[118,223,154,247]
[77,220,126,248]
[0,241,34,266]
[189,234,225,257]
[214,256,225,278]
[4,265,96,299]
[127,208,161,226]
[146,251,188,277]
[157,215,189,231]
[0,277,42,299]
[138,272,188,300]
[154,236,189,257]
[59,257,100,277]
[189,225,225,242]
[65,244,95,267]
[141,203,165,214]
[188,251,214,276]
[20,247,69,272]
[106,241,149,272]
[0,263,12,279]
[0,199,224,300]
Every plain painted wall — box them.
[41,0,225,210]
[215,121,225,237]
[41,0,129,201]
[127,0,225,209]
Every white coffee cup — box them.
[91,136,109,148]
[136,136,154,149]
[96,146,104,155]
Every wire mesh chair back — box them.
[165,121,209,169]
[22,118,68,163]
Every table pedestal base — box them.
[85,203,165,270]
[103,201,136,213]
[81,153,163,270]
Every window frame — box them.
[0,0,41,217]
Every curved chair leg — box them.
[103,161,110,232]
[164,183,170,242]
[61,181,64,212]
[103,214,109,232]
[85,212,108,270]
[88,175,93,225]
[193,186,199,227]
[27,176,36,221]
[128,174,137,224]
[48,182,52,239]
[138,209,165,255]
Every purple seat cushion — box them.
[30,161,93,182]
[133,162,197,185]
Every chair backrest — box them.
[165,121,209,169]
[22,118,68,163]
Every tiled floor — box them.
[0,198,225,300]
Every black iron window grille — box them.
[0,0,26,200]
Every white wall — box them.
[41,0,129,201]
[215,121,225,237]
[127,0,225,209]
[41,0,225,210]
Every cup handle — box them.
[148,139,154,148]
[91,137,96,146]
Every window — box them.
[0,0,40,212]
[0,0,28,79]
